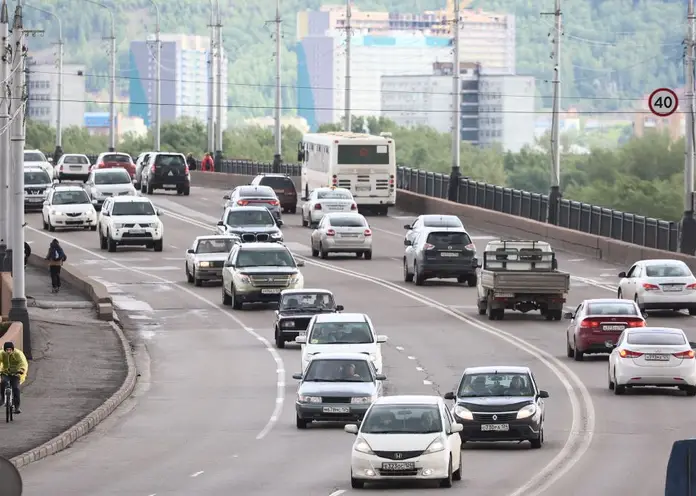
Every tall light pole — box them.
[271,0,282,173]
[447,0,461,202]
[214,0,223,170]
[147,0,160,151]
[84,0,115,151]
[26,4,62,161]
[343,0,352,131]
[680,0,696,253]
[207,0,215,155]
[0,0,9,263]
[544,0,562,225]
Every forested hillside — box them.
[24,0,685,119]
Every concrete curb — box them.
[9,317,138,469]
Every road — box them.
[18,185,696,495]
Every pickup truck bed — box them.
[480,270,570,293]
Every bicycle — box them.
[2,373,18,423]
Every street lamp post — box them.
[207,0,215,155]
[147,0,160,151]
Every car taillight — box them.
[424,243,435,250]
[326,229,335,236]
[642,283,660,291]
[96,161,104,168]
[389,174,394,187]
[579,318,601,329]
[464,243,475,251]
[627,319,646,327]
[332,175,337,186]
[674,350,695,359]
[59,165,64,171]
[151,164,156,173]
[314,203,322,210]
[184,165,189,174]
[350,203,357,210]
[619,349,644,358]
[269,199,279,206]
[237,200,249,206]
[364,229,372,236]
[687,283,696,290]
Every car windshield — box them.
[457,372,534,397]
[63,155,89,165]
[280,292,334,311]
[24,170,50,184]
[154,154,185,168]
[196,238,237,254]
[24,152,45,162]
[317,190,352,200]
[426,231,472,247]
[304,359,373,382]
[260,176,295,190]
[586,302,639,315]
[103,154,131,163]
[627,332,686,345]
[423,216,463,228]
[238,187,275,198]
[225,209,275,226]
[236,249,295,268]
[111,201,156,216]
[309,322,373,344]
[329,215,367,227]
[95,171,131,185]
[53,190,90,205]
[361,405,443,434]
[644,264,692,277]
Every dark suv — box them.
[250,174,297,214]
[141,153,191,196]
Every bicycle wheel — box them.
[5,396,10,423]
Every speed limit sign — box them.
[648,88,679,117]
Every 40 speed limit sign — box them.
[648,88,679,117]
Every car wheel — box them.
[414,263,426,286]
[42,216,48,230]
[530,426,544,449]
[107,232,117,252]
[193,268,202,287]
[573,341,584,361]
[48,217,56,232]
[183,187,190,196]
[614,371,626,395]
[439,456,453,488]
[567,338,574,358]
[186,264,194,283]
[467,274,477,287]
[231,285,242,310]
[289,207,296,214]
[608,365,615,390]
[686,386,696,397]
[319,243,329,259]
[477,299,487,315]
[99,229,107,250]
[364,250,372,260]
[140,182,146,194]
[275,328,285,349]
[311,242,318,257]
[296,414,308,429]
[452,452,462,481]
[350,473,364,489]
[222,284,232,306]
[403,259,414,282]
[617,289,623,299]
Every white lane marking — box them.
[164,257,186,261]
[328,490,346,496]
[26,240,34,244]
[169,245,178,249]
[407,356,416,360]
[26,225,286,442]
[154,201,596,495]
[423,380,432,385]
[567,258,586,262]
[129,266,180,271]
[416,367,424,371]
[190,471,204,478]
[395,346,404,351]
[390,257,401,261]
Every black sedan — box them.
[273,289,343,348]
[444,365,549,449]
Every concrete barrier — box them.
[0,321,23,349]
[26,254,114,321]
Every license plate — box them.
[645,354,670,361]
[163,184,176,188]
[261,288,281,294]
[355,185,371,192]
[440,252,459,257]
[322,406,350,413]
[602,325,625,331]
[382,462,415,471]
[69,166,81,170]
[481,424,509,431]
[274,189,285,194]
[339,233,358,237]
[663,286,683,292]
[28,198,42,202]
[129,229,144,234]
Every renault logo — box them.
[394,453,403,459]
[492,414,498,421]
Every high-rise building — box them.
[26,58,86,129]
[128,34,227,131]
[381,63,536,152]
[296,5,515,130]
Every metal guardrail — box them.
[74,153,679,252]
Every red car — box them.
[93,152,136,178]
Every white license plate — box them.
[355,185,371,192]
[663,286,683,292]
[481,424,509,431]
[382,462,415,471]
[163,184,176,188]
[261,288,281,294]
[69,166,81,170]
[602,325,625,331]
[322,406,350,413]
[28,198,42,202]
[645,354,670,361]
[440,252,459,257]
[129,229,144,234]
[339,233,358,237]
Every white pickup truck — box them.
[476,240,570,321]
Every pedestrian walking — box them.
[45,239,67,293]
[201,152,215,172]
[186,152,197,171]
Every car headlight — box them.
[283,320,295,328]
[236,274,251,284]
[453,405,473,420]
[351,394,376,404]
[354,437,374,455]
[297,395,321,404]
[516,404,537,420]
[198,261,211,268]
[50,210,60,216]
[113,223,125,229]
[271,231,282,239]
[423,436,446,454]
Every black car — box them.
[142,152,190,196]
[251,173,298,214]
[274,289,343,348]
[444,365,549,449]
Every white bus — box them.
[297,132,396,215]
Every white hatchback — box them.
[345,395,463,489]
[608,327,696,395]
[56,153,91,182]
[295,313,387,373]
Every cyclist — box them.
[0,341,27,414]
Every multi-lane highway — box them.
[18,185,696,495]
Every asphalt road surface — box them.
[18,186,696,496]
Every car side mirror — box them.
[403,239,412,246]
[443,392,456,400]
[563,312,573,320]
[376,335,388,343]
[296,260,305,267]
[92,199,98,205]
[223,195,230,200]
[403,224,411,230]
[295,335,307,344]
[538,390,549,399]
[52,178,59,184]
[336,304,344,312]
[217,220,224,226]
[375,374,386,381]
[47,157,53,163]
[344,424,359,435]
[224,262,234,268]
[186,248,194,254]
[42,201,48,206]
[690,341,696,349]
[276,219,284,227]
[156,209,162,216]
[450,423,463,433]
[292,373,303,380]
[618,271,627,278]
[642,311,648,319]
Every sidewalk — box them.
[0,265,127,459]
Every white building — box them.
[26,61,86,129]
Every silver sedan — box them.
[310,212,372,260]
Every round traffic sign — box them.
[648,88,679,117]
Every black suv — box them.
[273,289,343,348]
[251,174,297,214]
[142,153,191,196]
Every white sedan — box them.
[608,327,696,395]
[345,395,462,489]
[617,259,696,314]
[310,212,372,259]
[301,187,357,228]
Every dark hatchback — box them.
[294,353,385,429]
[444,366,549,449]
[273,289,344,348]
[142,153,190,195]
[251,174,298,214]
[404,228,478,286]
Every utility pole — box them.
[343,0,352,132]
[543,0,562,225]
[0,0,9,268]
[680,0,696,254]
[214,0,223,170]
[207,0,215,156]
[446,0,461,202]
[148,0,161,151]
[8,0,31,358]
[271,0,282,173]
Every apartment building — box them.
[26,58,86,128]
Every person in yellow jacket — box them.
[0,341,28,414]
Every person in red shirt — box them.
[201,152,215,172]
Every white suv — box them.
[98,196,164,252]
